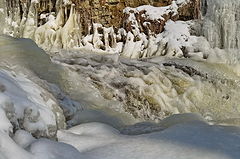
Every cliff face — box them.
[71,0,176,33]
[1,0,202,58]
[2,0,200,35]
[57,0,200,34]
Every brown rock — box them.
[152,0,173,6]
[71,0,175,34]
[178,0,201,20]
[5,0,201,36]
[121,0,201,35]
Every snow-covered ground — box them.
[1,113,240,159]
[58,119,240,159]
[0,70,65,137]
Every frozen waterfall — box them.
[202,0,240,49]
[0,0,240,159]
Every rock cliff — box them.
[70,0,200,34]
[1,0,202,58]
[2,0,200,33]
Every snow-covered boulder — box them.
[0,70,66,138]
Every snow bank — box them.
[0,70,65,137]
[1,114,239,159]
[123,2,178,21]
[28,138,85,159]
[0,129,84,159]
[58,116,240,159]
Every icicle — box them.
[202,0,240,49]
[109,28,117,48]
[55,7,65,28]
[103,27,110,50]
[22,0,39,39]
[103,27,116,50]
[142,36,158,58]
[92,23,104,49]
[52,8,65,50]
[61,4,81,49]
[122,32,143,58]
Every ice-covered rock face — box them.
[0,0,203,59]
[202,0,240,49]
[2,0,240,62]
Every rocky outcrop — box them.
[178,0,201,20]
[71,0,174,31]
[122,3,179,35]
[123,0,201,35]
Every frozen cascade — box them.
[0,1,240,159]
[2,34,240,128]
[53,49,240,125]
[202,0,240,49]
[0,35,138,128]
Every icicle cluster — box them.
[1,0,205,59]
[202,0,240,49]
